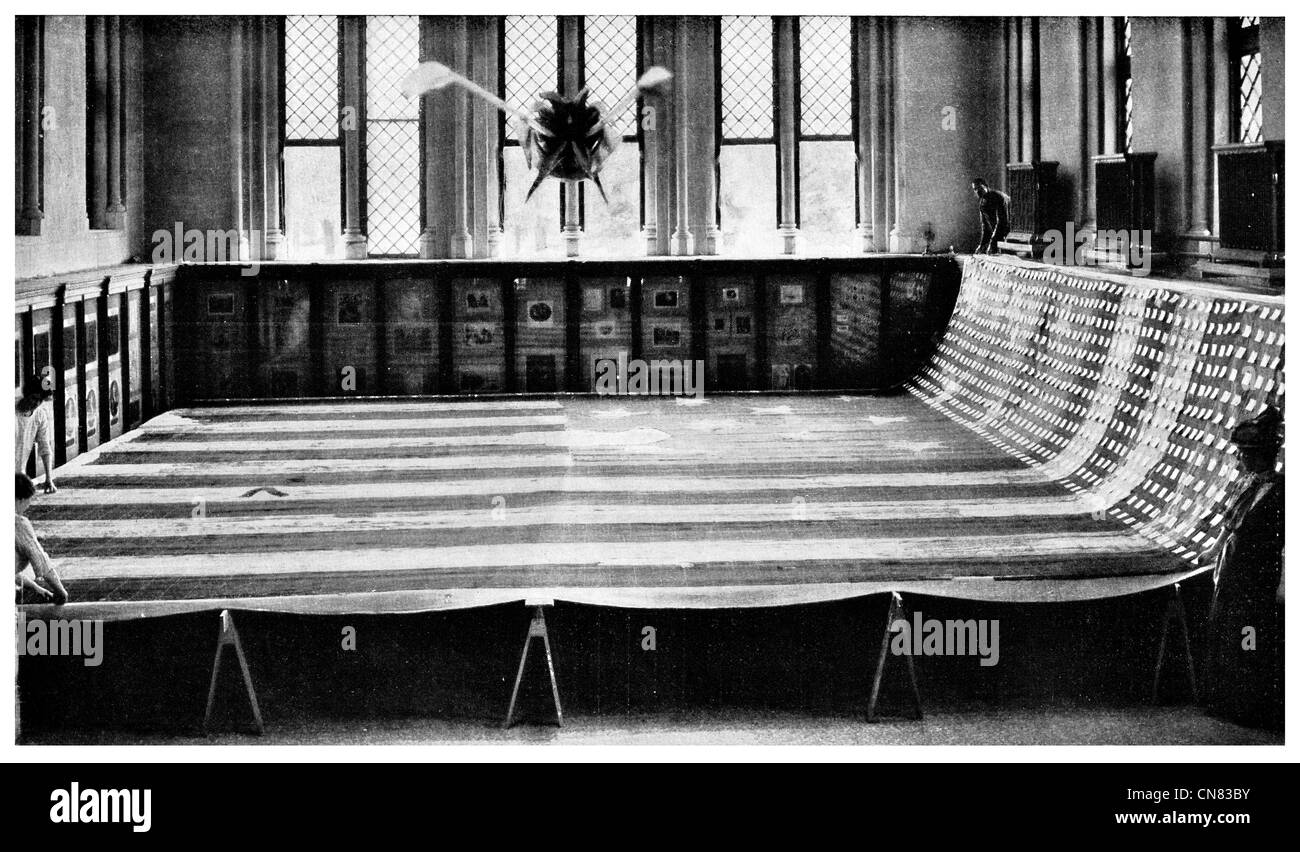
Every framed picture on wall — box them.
[653,290,679,309]
[465,290,493,312]
[527,301,555,326]
[652,323,682,347]
[464,324,495,347]
[207,293,236,316]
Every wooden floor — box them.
[27,394,1194,618]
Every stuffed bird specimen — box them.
[400,62,672,202]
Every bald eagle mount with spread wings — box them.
[399,61,673,203]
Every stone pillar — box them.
[561,16,583,257]
[88,16,109,229]
[656,19,677,256]
[468,17,501,257]
[686,17,719,255]
[864,18,888,252]
[1259,18,1285,141]
[263,16,284,259]
[341,16,367,258]
[883,20,901,251]
[853,18,872,252]
[1184,18,1214,246]
[421,16,473,259]
[1006,18,1022,163]
[1099,17,1120,154]
[449,17,473,258]
[1079,17,1101,233]
[1209,18,1231,237]
[1021,17,1041,164]
[105,16,126,229]
[245,19,266,259]
[668,17,692,255]
[18,18,44,236]
[230,23,247,259]
[639,17,662,255]
[774,17,799,254]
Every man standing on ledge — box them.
[970,178,1011,254]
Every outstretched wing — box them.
[585,66,673,140]
[399,61,546,136]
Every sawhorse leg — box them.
[868,592,923,722]
[203,609,264,735]
[1153,582,1198,704]
[504,603,563,728]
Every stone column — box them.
[665,18,696,254]
[230,23,247,259]
[639,17,662,255]
[245,19,266,259]
[655,19,677,256]
[263,16,284,258]
[670,17,693,255]
[421,16,473,258]
[774,17,799,254]
[560,16,583,257]
[884,20,901,251]
[1184,18,1213,245]
[468,17,501,257]
[88,16,109,229]
[1006,18,1022,163]
[341,16,367,258]
[853,18,872,252]
[1021,17,1041,164]
[18,18,44,236]
[1080,17,1101,233]
[1099,17,1120,154]
[1209,17,1231,237]
[105,16,126,229]
[449,17,473,258]
[687,17,719,255]
[864,18,888,252]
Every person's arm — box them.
[36,407,56,492]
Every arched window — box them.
[717,15,776,255]
[499,15,642,257]
[580,14,641,257]
[797,16,854,255]
[364,15,421,257]
[282,15,342,259]
[1232,17,1263,143]
[500,15,561,256]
